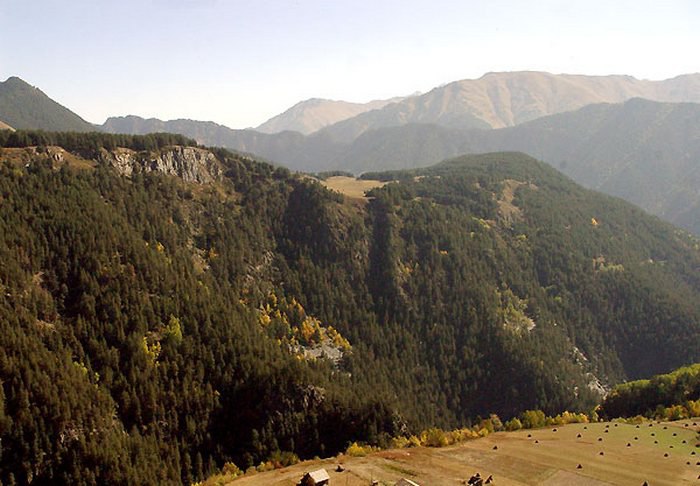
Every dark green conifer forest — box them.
[0,132,699,484]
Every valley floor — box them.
[225,419,700,486]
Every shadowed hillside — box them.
[1,134,699,484]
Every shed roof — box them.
[307,468,330,482]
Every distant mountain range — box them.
[470,98,700,234]
[102,98,700,234]
[255,96,403,134]
[0,76,95,132]
[260,71,700,140]
[324,98,700,235]
[4,72,700,234]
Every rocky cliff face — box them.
[99,146,222,183]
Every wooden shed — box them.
[299,468,330,486]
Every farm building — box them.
[299,468,330,486]
[395,479,420,486]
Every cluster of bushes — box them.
[313,170,354,180]
[197,451,301,486]
[599,363,700,419]
[347,409,591,454]
[210,413,596,485]
[201,370,700,483]
[202,395,700,484]
[207,408,585,480]
[345,442,381,457]
[618,400,700,424]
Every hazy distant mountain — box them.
[100,73,700,234]
[103,115,246,146]
[102,115,340,166]
[102,97,700,235]
[104,71,700,161]
[255,97,402,135]
[282,98,700,235]
[473,98,700,235]
[0,77,96,132]
[315,71,700,142]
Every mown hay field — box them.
[224,419,700,485]
[320,176,386,200]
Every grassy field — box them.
[1,146,96,170]
[221,419,700,485]
[319,176,386,201]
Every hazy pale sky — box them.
[1,0,698,128]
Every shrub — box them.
[504,418,522,431]
[408,435,422,447]
[520,409,546,429]
[345,442,376,457]
[221,462,242,477]
[422,428,450,447]
[390,436,410,449]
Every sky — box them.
[1,0,698,128]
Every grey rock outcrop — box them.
[99,146,222,183]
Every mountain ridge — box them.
[311,71,700,142]
[0,76,96,132]
[112,98,700,235]
[345,98,700,235]
[10,73,700,235]
[255,96,404,135]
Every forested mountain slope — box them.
[0,77,96,132]
[0,134,699,484]
[473,98,700,234]
[194,98,700,236]
[338,98,700,235]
